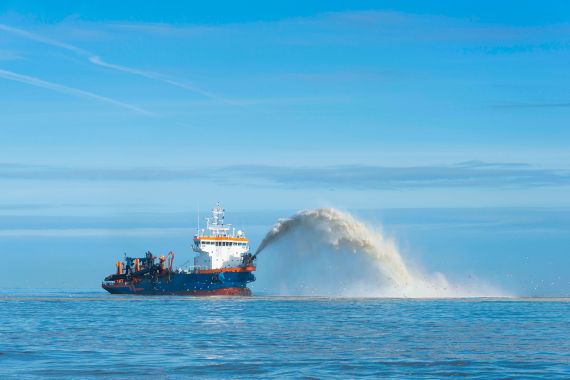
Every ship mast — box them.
[207,201,230,237]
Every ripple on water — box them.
[0,293,569,378]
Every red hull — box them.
[191,287,252,296]
[102,283,252,296]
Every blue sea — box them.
[1,290,569,379]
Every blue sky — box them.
[1,1,570,213]
[0,1,569,293]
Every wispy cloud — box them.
[0,163,199,181]
[108,22,225,36]
[101,10,570,48]
[0,23,229,102]
[0,161,569,190]
[0,69,150,114]
[493,101,570,109]
[225,163,570,190]
[0,227,189,238]
[454,160,530,169]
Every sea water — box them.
[1,290,569,379]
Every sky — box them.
[0,1,569,293]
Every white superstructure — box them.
[192,202,250,270]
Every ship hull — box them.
[102,271,255,296]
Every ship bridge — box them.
[193,202,250,270]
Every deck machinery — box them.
[102,203,256,295]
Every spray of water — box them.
[254,208,503,297]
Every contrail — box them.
[0,23,89,55]
[0,68,151,114]
[88,55,231,103]
[0,23,230,102]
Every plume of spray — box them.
[253,208,504,297]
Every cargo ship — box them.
[102,203,256,295]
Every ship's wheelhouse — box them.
[192,203,250,270]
